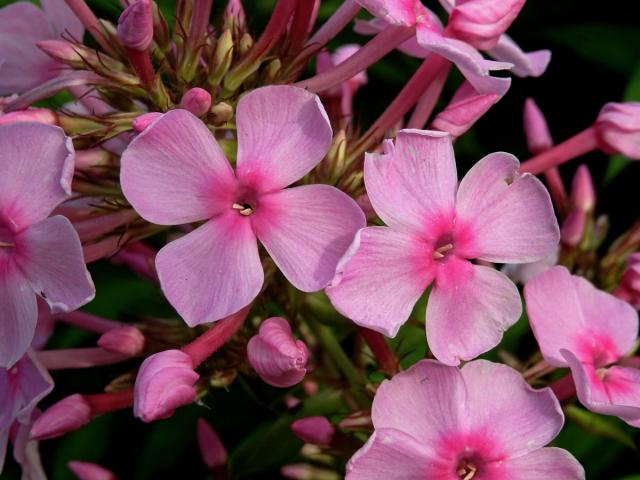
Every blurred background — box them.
[2,0,640,478]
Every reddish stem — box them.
[358,327,399,377]
[288,0,317,53]
[63,0,116,56]
[550,373,576,402]
[520,127,599,175]
[241,0,297,65]
[125,47,155,88]
[55,311,125,334]
[306,0,360,49]
[36,348,130,370]
[85,390,135,415]
[408,64,451,129]
[181,306,250,367]
[543,168,568,216]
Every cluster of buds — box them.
[0,0,639,478]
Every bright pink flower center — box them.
[231,185,260,217]
[433,233,455,260]
[436,431,507,480]
[576,331,622,368]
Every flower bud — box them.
[594,102,640,159]
[338,410,373,431]
[197,418,227,469]
[31,394,92,440]
[432,82,498,137]
[560,209,586,247]
[180,88,212,117]
[0,108,57,126]
[448,0,526,49]
[291,416,335,445]
[117,0,154,51]
[247,317,309,388]
[571,165,596,212]
[615,253,640,309]
[132,112,162,132]
[133,350,198,422]
[68,461,117,480]
[224,0,246,35]
[523,98,553,154]
[98,326,145,356]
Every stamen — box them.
[457,462,477,480]
[232,203,254,216]
[433,243,454,259]
[0,241,14,248]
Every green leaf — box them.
[564,405,638,451]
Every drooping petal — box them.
[488,34,551,78]
[416,25,512,95]
[0,262,37,368]
[524,267,638,367]
[0,123,74,229]
[346,428,437,480]
[460,360,564,457]
[353,0,422,26]
[14,353,54,423]
[15,216,94,313]
[120,109,237,225]
[563,350,640,425]
[235,86,332,192]
[364,129,457,236]
[251,184,365,292]
[426,263,521,366]
[155,212,263,327]
[455,152,559,263]
[0,3,57,94]
[494,448,585,480]
[40,0,84,39]
[371,360,466,445]
[326,227,435,338]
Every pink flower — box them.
[0,353,53,473]
[615,253,640,309]
[594,102,640,159]
[0,0,83,94]
[291,416,335,445]
[133,350,199,422]
[346,359,584,479]
[525,266,640,427]
[68,461,118,480]
[247,317,309,388]
[327,130,559,365]
[120,86,365,326]
[0,123,95,367]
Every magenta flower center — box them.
[231,186,260,217]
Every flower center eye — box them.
[232,202,254,216]
[0,222,15,249]
[456,460,478,480]
[433,234,455,260]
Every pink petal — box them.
[427,263,521,365]
[40,0,84,39]
[455,152,559,263]
[364,129,457,235]
[120,109,237,225]
[346,428,436,480]
[524,267,638,367]
[416,24,512,95]
[235,86,332,192]
[0,123,74,229]
[353,0,421,26]
[156,212,262,327]
[15,216,95,313]
[563,350,640,426]
[0,3,57,94]
[326,227,435,337]
[488,34,551,78]
[371,360,466,445]
[496,448,585,479]
[0,263,37,368]
[460,360,564,457]
[252,184,365,292]
[354,18,429,58]
[431,85,499,138]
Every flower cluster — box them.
[0,0,639,477]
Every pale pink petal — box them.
[0,3,57,94]
[455,152,559,263]
[235,86,332,192]
[431,85,499,137]
[120,109,237,225]
[427,264,521,365]
[156,212,263,327]
[15,353,54,422]
[364,129,457,235]
[15,216,95,313]
[354,18,429,58]
[371,360,466,445]
[353,0,421,26]
[40,0,84,39]
[326,227,435,338]
[495,448,585,480]
[563,350,640,425]
[0,263,37,368]
[524,267,638,367]
[460,360,564,457]
[346,429,437,480]
[0,123,74,229]
[488,35,551,78]
[251,185,365,292]
[416,25,512,95]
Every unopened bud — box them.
[594,102,640,159]
[181,88,212,117]
[68,461,117,480]
[571,165,596,212]
[197,418,228,469]
[523,98,553,154]
[210,102,234,125]
[291,416,335,445]
[338,410,373,431]
[98,326,145,356]
[208,29,234,86]
[132,112,162,132]
[0,108,57,126]
[31,394,92,440]
[432,82,498,137]
[560,209,586,247]
[117,0,154,51]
